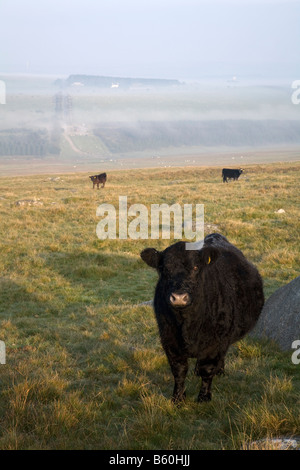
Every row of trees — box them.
[0,124,62,157]
[94,120,300,153]
[0,129,48,156]
[0,92,66,157]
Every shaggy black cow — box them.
[222,168,243,183]
[140,233,264,403]
[89,173,107,189]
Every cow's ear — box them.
[140,248,161,269]
[198,246,220,266]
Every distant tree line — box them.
[57,74,181,89]
[93,120,300,153]
[0,126,62,157]
[0,129,48,157]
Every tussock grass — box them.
[0,161,299,449]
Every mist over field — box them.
[0,0,299,173]
[0,73,299,175]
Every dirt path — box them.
[63,132,89,156]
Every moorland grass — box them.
[0,161,299,449]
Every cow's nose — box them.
[170,292,190,307]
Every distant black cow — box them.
[89,173,107,189]
[222,168,243,183]
[140,233,264,403]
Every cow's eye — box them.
[193,266,198,271]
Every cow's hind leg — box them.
[217,357,225,375]
[195,356,225,402]
[198,376,213,402]
[168,356,189,404]
[195,357,225,376]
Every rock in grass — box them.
[251,276,300,351]
[275,208,285,213]
[246,437,300,450]
[138,300,153,306]
[15,198,43,206]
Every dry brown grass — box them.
[0,161,299,449]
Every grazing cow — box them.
[222,168,243,183]
[140,233,264,403]
[89,173,107,189]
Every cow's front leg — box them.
[168,356,188,404]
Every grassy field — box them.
[0,161,299,450]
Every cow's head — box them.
[141,241,221,308]
[89,175,96,181]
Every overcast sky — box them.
[1,0,299,79]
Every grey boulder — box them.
[251,276,300,351]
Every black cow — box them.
[140,233,264,403]
[89,173,107,189]
[222,168,243,183]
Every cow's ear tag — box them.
[207,256,211,265]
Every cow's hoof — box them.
[171,392,186,406]
[197,392,211,403]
